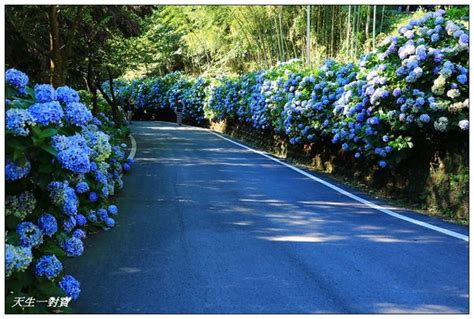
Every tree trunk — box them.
[380,5,385,33]
[278,8,286,61]
[48,5,63,86]
[331,6,335,57]
[372,6,377,51]
[346,5,351,61]
[86,52,98,116]
[106,66,121,127]
[365,6,370,53]
[306,5,311,66]
[61,6,84,82]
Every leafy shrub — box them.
[5,69,134,312]
[117,8,468,170]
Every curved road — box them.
[68,121,468,314]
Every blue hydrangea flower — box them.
[34,84,56,103]
[458,120,469,131]
[101,186,109,198]
[108,205,118,215]
[459,34,468,46]
[415,97,425,106]
[94,170,107,184]
[38,213,58,237]
[17,222,43,247]
[93,117,102,126]
[59,275,81,300]
[81,126,112,162]
[97,208,108,222]
[419,114,430,123]
[113,146,125,160]
[87,210,98,223]
[415,45,427,61]
[5,245,16,276]
[65,102,93,126]
[63,216,77,233]
[6,159,31,181]
[5,244,33,277]
[382,135,390,142]
[28,101,64,126]
[393,88,402,98]
[72,229,86,239]
[371,117,380,125]
[75,214,87,226]
[75,181,89,194]
[56,86,80,105]
[52,134,91,173]
[5,68,29,93]
[105,217,115,228]
[457,74,467,85]
[378,161,387,168]
[6,108,35,136]
[63,237,84,257]
[6,191,36,221]
[48,181,79,216]
[431,33,440,42]
[90,162,98,171]
[35,255,63,280]
[89,192,98,202]
[56,147,91,174]
[123,163,131,171]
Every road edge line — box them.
[128,134,137,161]
[205,129,468,242]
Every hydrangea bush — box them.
[5,69,134,312]
[117,9,468,170]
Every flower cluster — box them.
[28,101,64,126]
[35,255,63,280]
[59,275,81,301]
[115,8,468,170]
[52,134,91,174]
[48,181,79,216]
[34,84,57,103]
[65,102,93,126]
[5,68,134,308]
[5,68,29,93]
[6,108,35,136]
[6,191,36,220]
[16,221,44,248]
[6,244,33,277]
[6,159,31,181]
[37,213,58,237]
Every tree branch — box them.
[6,17,52,58]
[63,6,84,60]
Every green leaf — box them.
[25,87,35,99]
[7,138,27,151]
[39,128,58,139]
[5,86,17,100]
[31,126,42,137]
[41,145,58,157]
[42,239,66,257]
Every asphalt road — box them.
[67,121,469,314]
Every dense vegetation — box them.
[5,69,134,312]
[4,4,470,312]
[116,8,468,169]
[113,7,469,220]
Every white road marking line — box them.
[128,134,137,161]
[205,129,468,242]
